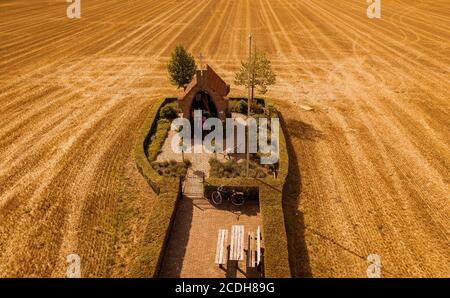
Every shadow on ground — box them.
[285,118,324,141]
[159,198,193,277]
[204,199,259,217]
[281,116,315,277]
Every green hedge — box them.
[135,96,291,277]
[258,185,290,277]
[133,97,181,277]
[205,97,291,278]
[132,186,181,277]
[135,98,179,194]
[147,119,171,163]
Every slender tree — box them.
[235,51,276,103]
[167,45,197,89]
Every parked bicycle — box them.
[210,186,245,206]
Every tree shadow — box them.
[279,115,313,277]
[285,119,324,142]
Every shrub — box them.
[228,100,248,114]
[151,159,191,177]
[159,104,179,119]
[228,99,265,115]
[183,159,192,167]
[251,103,264,115]
[266,104,278,117]
[209,158,267,178]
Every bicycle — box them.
[210,186,245,206]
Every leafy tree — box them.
[167,45,197,89]
[235,51,276,103]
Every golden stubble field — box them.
[0,0,449,277]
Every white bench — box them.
[230,225,244,261]
[256,226,262,267]
[215,229,228,268]
[247,226,262,269]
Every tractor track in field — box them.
[0,0,448,277]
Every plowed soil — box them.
[0,0,448,277]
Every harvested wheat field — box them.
[0,0,449,277]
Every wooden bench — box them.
[247,226,262,269]
[230,225,244,261]
[256,226,262,268]
[247,232,256,268]
[215,229,228,268]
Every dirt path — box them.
[0,0,448,277]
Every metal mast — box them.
[246,34,252,177]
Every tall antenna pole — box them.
[252,42,256,107]
[198,52,205,70]
[246,34,252,178]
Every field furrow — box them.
[0,0,448,277]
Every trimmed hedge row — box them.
[133,98,181,277]
[135,97,291,277]
[258,185,290,277]
[131,187,180,277]
[265,97,289,183]
[205,98,291,278]
[136,98,179,194]
[147,119,171,163]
